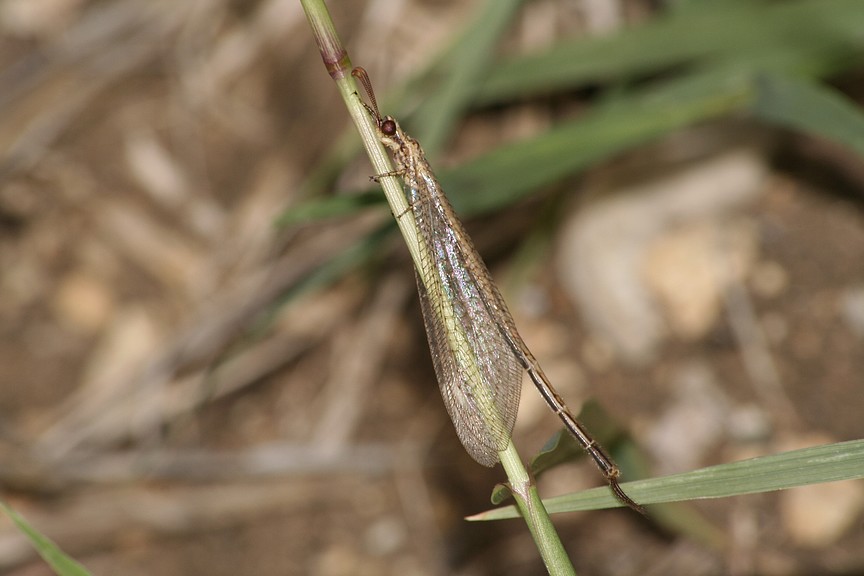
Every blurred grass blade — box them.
[0,501,91,576]
[282,0,864,311]
[474,0,864,103]
[277,191,381,227]
[470,439,864,520]
[441,71,753,216]
[286,0,524,222]
[409,0,523,156]
[282,68,864,234]
[475,1,755,99]
[529,401,634,478]
[753,73,864,157]
[287,70,754,227]
[285,0,864,227]
[275,222,393,303]
[291,0,523,205]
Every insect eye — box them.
[381,119,397,136]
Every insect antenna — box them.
[351,67,382,121]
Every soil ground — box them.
[0,1,862,575]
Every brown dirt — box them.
[0,1,862,575]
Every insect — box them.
[352,67,643,515]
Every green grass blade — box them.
[283,0,864,309]
[440,70,753,216]
[289,0,523,207]
[284,70,753,225]
[409,0,524,156]
[276,191,381,227]
[753,73,864,157]
[286,0,864,228]
[284,67,864,235]
[0,501,91,576]
[473,0,864,103]
[276,221,394,302]
[470,439,864,520]
[283,69,752,225]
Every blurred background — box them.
[1,0,863,574]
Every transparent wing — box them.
[411,183,522,467]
